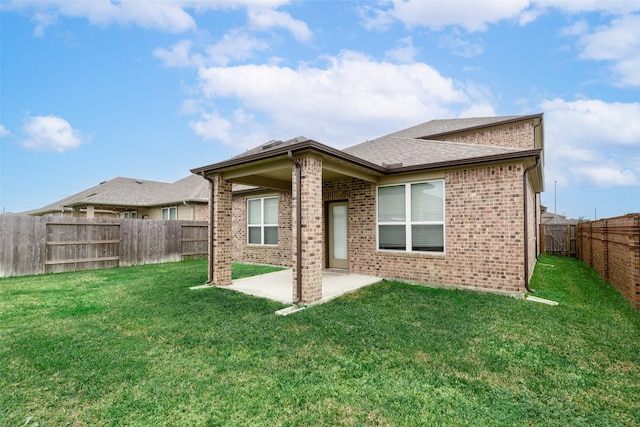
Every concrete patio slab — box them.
[224,268,382,305]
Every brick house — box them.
[192,114,544,304]
[26,174,209,221]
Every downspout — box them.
[182,200,194,220]
[200,173,216,285]
[532,117,543,261]
[523,156,541,293]
[288,151,303,305]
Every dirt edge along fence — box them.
[576,213,640,310]
[0,216,208,278]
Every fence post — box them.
[576,223,581,260]
[589,222,593,267]
[603,219,609,282]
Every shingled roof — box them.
[27,174,209,215]
[343,136,523,169]
[191,114,543,179]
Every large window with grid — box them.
[247,196,278,245]
[377,180,444,253]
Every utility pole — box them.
[554,180,557,223]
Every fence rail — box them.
[0,216,208,278]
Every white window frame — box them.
[123,211,138,219]
[377,180,445,254]
[247,196,279,246]
[162,206,177,220]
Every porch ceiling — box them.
[220,153,383,191]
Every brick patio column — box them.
[292,155,323,304]
[209,174,232,286]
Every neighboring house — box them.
[26,174,209,221]
[192,114,545,304]
[541,211,579,225]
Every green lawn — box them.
[1,256,638,426]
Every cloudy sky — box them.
[1,0,639,219]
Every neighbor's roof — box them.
[27,174,210,215]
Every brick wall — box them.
[294,156,324,303]
[439,120,537,150]
[210,175,232,286]
[232,191,293,267]
[323,163,528,296]
[577,214,640,310]
[193,203,209,221]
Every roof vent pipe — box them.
[288,150,303,305]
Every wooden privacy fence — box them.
[540,224,577,257]
[575,214,640,310]
[0,216,208,278]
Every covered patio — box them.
[225,269,382,305]
[191,137,386,305]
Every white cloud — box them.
[6,0,300,35]
[365,0,530,32]
[385,37,418,63]
[574,13,640,87]
[0,125,10,137]
[154,39,202,68]
[189,109,270,148]
[363,1,640,33]
[541,98,640,188]
[438,30,484,58]
[155,30,271,68]
[206,29,270,66]
[542,98,640,146]
[20,115,87,152]
[190,51,492,149]
[247,7,312,42]
[570,164,637,187]
[14,0,197,34]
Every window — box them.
[377,180,444,253]
[162,206,177,220]
[247,196,278,245]
[123,211,138,219]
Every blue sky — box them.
[1,0,639,220]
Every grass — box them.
[1,255,638,426]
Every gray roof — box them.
[342,115,540,168]
[376,115,529,140]
[191,113,543,179]
[27,174,210,215]
[231,136,310,160]
[343,136,522,168]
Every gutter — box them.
[288,151,303,305]
[199,172,216,285]
[523,156,541,293]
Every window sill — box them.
[375,250,445,259]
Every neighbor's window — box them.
[123,211,138,219]
[247,196,278,245]
[162,206,177,220]
[377,180,444,253]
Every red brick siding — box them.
[294,156,324,303]
[232,192,292,267]
[210,175,232,286]
[193,203,209,221]
[324,163,527,296]
[439,121,537,150]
